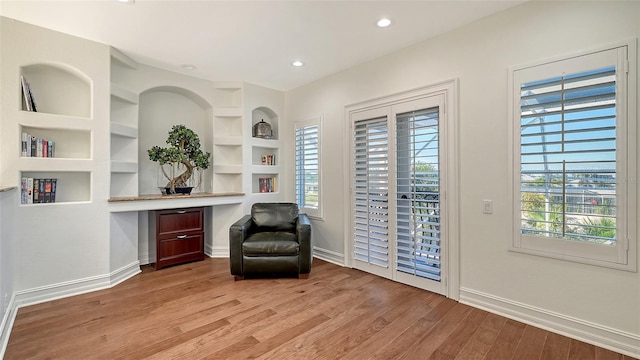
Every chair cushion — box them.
[251,203,299,232]
[242,232,299,256]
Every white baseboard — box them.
[313,246,345,266]
[15,262,141,308]
[459,287,640,358]
[109,261,141,287]
[0,294,17,357]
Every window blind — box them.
[295,124,319,210]
[396,108,441,281]
[520,66,617,244]
[353,116,389,268]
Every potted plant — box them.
[148,124,211,195]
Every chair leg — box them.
[233,275,244,281]
[298,273,309,279]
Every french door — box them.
[350,94,447,295]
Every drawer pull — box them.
[177,235,188,239]
[176,210,187,214]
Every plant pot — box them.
[164,186,193,195]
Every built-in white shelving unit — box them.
[212,82,244,193]
[251,106,280,195]
[110,48,139,198]
[16,64,94,204]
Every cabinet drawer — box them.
[156,208,203,235]
[158,233,204,260]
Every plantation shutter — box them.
[519,66,618,243]
[295,124,319,210]
[395,108,441,281]
[353,116,390,268]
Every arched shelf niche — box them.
[20,62,92,118]
[252,106,279,140]
[138,86,213,195]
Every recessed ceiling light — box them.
[116,0,135,3]
[377,18,391,28]
[292,60,304,67]
[181,64,196,70]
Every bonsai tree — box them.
[148,124,211,193]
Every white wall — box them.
[1,18,112,295]
[0,189,16,349]
[284,1,640,354]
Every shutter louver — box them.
[520,66,617,244]
[295,125,319,209]
[396,108,441,281]
[353,116,389,268]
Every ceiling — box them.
[0,0,525,91]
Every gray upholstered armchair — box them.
[229,203,312,280]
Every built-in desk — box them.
[108,192,244,212]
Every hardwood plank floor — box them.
[5,258,637,360]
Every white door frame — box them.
[343,80,460,300]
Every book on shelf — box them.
[33,179,40,203]
[36,138,43,157]
[261,153,276,165]
[44,179,52,203]
[51,179,57,203]
[26,178,33,204]
[20,132,55,158]
[258,177,276,193]
[20,75,37,112]
[20,177,57,204]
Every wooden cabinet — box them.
[151,207,204,269]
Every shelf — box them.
[20,126,91,159]
[20,171,91,204]
[251,137,280,148]
[251,165,280,174]
[18,111,92,129]
[108,192,244,212]
[19,158,93,172]
[213,165,242,174]
[214,136,243,146]
[111,83,138,104]
[252,107,279,140]
[213,174,242,193]
[0,186,18,193]
[214,107,242,117]
[111,173,138,198]
[20,64,91,118]
[252,174,278,194]
[111,161,138,173]
[111,122,138,138]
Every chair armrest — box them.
[297,213,312,274]
[229,215,254,276]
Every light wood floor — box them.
[5,258,636,360]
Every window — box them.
[353,115,389,268]
[295,115,322,218]
[396,107,442,281]
[348,85,455,297]
[509,44,636,270]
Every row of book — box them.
[21,178,57,204]
[261,153,276,165]
[20,75,38,112]
[21,133,55,158]
[258,177,276,193]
